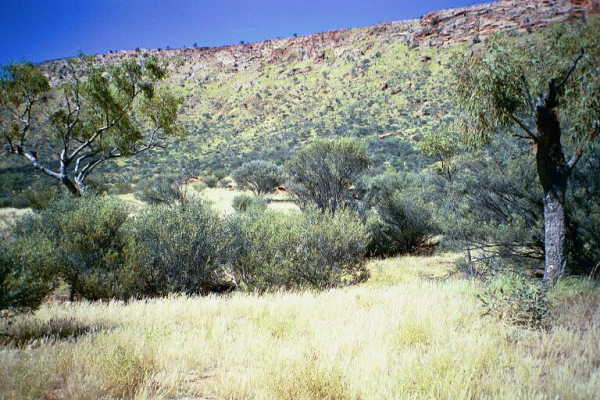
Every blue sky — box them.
[0,0,493,65]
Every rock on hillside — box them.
[40,0,599,79]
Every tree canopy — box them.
[450,17,600,281]
[0,56,183,196]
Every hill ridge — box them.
[40,0,599,73]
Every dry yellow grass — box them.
[1,254,599,400]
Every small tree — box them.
[286,138,370,214]
[233,160,285,195]
[0,56,183,196]
[451,20,600,281]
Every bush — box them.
[233,160,285,195]
[232,194,268,213]
[0,234,58,313]
[364,173,436,257]
[228,208,369,291]
[478,272,550,329]
[135,175,186,204]
[0,170,61,210]
[19,181,62,210]
[124,199,234,296]
[204,175,219,188]
[286,138,370,214]
[8,195,131,301]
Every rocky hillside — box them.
[36,0,600,181]
[42,0,599,74]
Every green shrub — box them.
[478,272,550,329]
[286,138,370,214]
[233,160,285,195]
[0,234,58,312]
[19,182,62,210]
[108,182,135,195]
[228,208,369,292]
[366,194,435,256]
[124,199,234,296]
[0,171,61,210]
[364,173,436,257]
[135,175,186,204]
[8,195,131,301]
[218,176,235,189]
[232,194,268,213]
[204,175,219,188]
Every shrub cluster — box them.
[2,195,370,311]
[286,138,370,214]
[232,194,268,213]
[124,200,234,296]
[4,195,131,303]
[228,208,369,292]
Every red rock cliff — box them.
[416,0,600,47]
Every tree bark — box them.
[62,176,81,197]
[535,96,569,282]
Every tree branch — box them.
[556,48,585,92]
[567,127,599,171]
[11,146,62,181]
[509,114,538,141]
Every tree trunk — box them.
[542,186,567,281]
[62,176,81,197]
[535,100,570,282]
[74,176,89,196]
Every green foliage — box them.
[436,138,545,263]
[0,63,49,114]
[478,272,551,329]
[204,175,219,188]
[365,173,436,256]
[0,234,57,312]
[8,195,130,301]
[435,137,600,274]
[0,169,61,209]
[452,18,600,146]
[286,138,370,214]
[124,199,233,296]
[0,56,184,196]
[228,208,369,292]
[232,194,268,213]
[233,160,285,195]
[190,181,207,193]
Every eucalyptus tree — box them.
[451,20,599,281]
[0,56,183,196]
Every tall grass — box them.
[1,254,599,399]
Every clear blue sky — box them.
[0,0,493,65]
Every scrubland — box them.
[1,254,598,400]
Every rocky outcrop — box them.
[40,0,599,80]
[415,0,600,47]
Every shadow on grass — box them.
[0,316,112,348]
